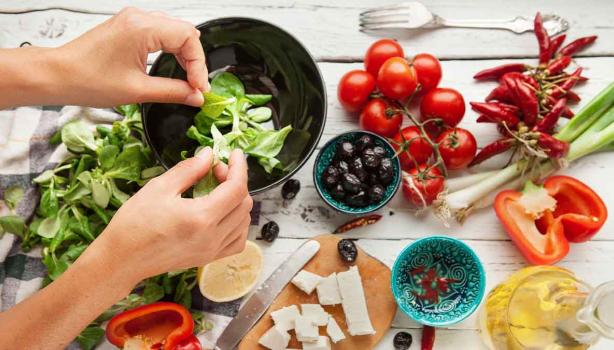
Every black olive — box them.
[281,179,301,200]
[337,239,358,262]
[367,173,381,186]
[373,146,386,159]
[393,331,413,350]
[349,157,368,182]
[362,148,381,170]
[260,221,279,243]
[330,183,345,200]
[368,184,385,203]
[378,158,394,185]
[335,160,350,174]
[354,134,374,152]
[345,190,367,207]
[341,173,362,194]
[322,166,339,189]
[336,141,354,160]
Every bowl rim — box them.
[391,235,486,327]
[142,16,327,195]
[312,130,401,215]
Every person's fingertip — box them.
[195,146,212,159]
[185,89,204,107]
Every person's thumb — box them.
[138,76,204,107]
[155,147,213,195]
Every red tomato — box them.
[436,128,477,170]
[377,57,418,100]
[420,87,466,134]
[392,126,433,171]
[359,99,403,137]
[337,70,376,112]
[402,165,445,207]
[364,39,405,77]
[412,53,442,93]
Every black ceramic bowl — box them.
[142,18,326,194]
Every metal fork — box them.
[360,2,569,36]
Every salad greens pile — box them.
[186,72,292,195]
[0,105,209,349]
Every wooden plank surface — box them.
[1,1,614,349]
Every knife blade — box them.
[215,239,320,350]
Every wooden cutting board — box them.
[239,234,397,350]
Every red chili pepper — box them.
[534,12,551,64]
[469,138,514,167]
[535,98,567,132]
[515,81,539,126]
[501,72,539,89]
[485,84,512,103]
[491,102,521,114]
[537,132,569,158]
[421,325,436,350]
[546,56,572,75]
[551,68,583,99]
[470,102,521,128]
[566,90,581,103]
[473,63,527,81]
[577,75,589,83]
[106,302,201,350]
[561,106,574,119]
[548,34,566,58]
[495,176,607,265]
[558,35,598,56]
[334,214,382,234]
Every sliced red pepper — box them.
[495,176,607,265]
[106,302,200,350]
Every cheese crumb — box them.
[326,317,346,343]
[301,303,330,326]
[302,335,331,350]
[258,325,290,350]
[270,305,300,331]
[316,273,342,305]
[295,315,319,342]
[291,270,323,294]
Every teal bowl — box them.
[391,236,486,326]
[313,131,401,215]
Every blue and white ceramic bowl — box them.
[391,236,486,326]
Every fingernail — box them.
[196,146,212,159]
[185,90,204,107]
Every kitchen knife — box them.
[215,239,320,350]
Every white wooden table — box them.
[2,1,614,349]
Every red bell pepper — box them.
[106,302,202,350]
[495,176,607,265]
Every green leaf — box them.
[246,106,272,123]
[194,110,233,135]
[143,280,165,304]
[98,144,120,171]
[61,122,97,153]
[109,179,130,205]
[116,104,140,118]
[257,156,282,174]
[245,94,272,106]
[193,170,219,197]
[211,72,245,98]
[91,179,111,209]
[141,166,165,179]
[76,326,105,350]
[186,125,214,147]
[105,145,145,181]
[37,216,61,239]
[40,187,59,217]
[244,125,293,159]
[4,185,24,211]
[0,215,25,237]
[201,92,236,118]
[63,182,91,203]
[33,170,54,184]
[49,129,62,145]
[211,124,232,161]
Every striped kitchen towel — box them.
[0,106,243,349]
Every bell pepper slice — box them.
[106,302,200,350]
[494,175,606,265]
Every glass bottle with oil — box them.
[479,266,614,349]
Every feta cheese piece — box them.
[294,315,319,342]
[270,305,300,331]
[316,273,342,305]
[326,317,346,343]
[301,303,329,326]
[291,270,322,294]
[302,336,331,350]
[337,266,376,336]
[258,325,290,350]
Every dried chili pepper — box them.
[561,106,574,119]
[485,84,512,102]
[558,35,598,56]
[566,90,581,103]
[535,98,567,132]
[333,214,382,234]
[537,132,569,158]
[534,12,551,64]
[471,102,520,128]
[551,68,583,99]
[546,56,572,75]
[469,138,515,166]
[515,80,539,126]
[473,63,527,81]
[421,325,436,350]
[548,34,567,58]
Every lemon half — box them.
[198,240,263,302]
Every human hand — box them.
[86,147,252,287]
[52,7,208,107]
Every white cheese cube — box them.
[337,266,375,336]
[326,317,346,343]
[301,303,329,326]
[291,270,322,294]
[294,315,319,342]
[270,305,300,331]
[302,336,331,350]
[258,325,290,350]
[316,273,342,305]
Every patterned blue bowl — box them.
[391,236,486,326]
[313,130,401,215]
